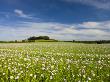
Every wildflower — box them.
[50,76,53,79]
[42,67,45,70]
[18,73,21,76]
[51,57,54,62]
[98,60,101,64]
[15,76,19,80]
[35,58,39,61]
[34,75,36,78]
[92,73,95,76]
[64,78,67,82]
[24,58,27,61]
[30,74,33,77]
[66,59,71,63]
[51,65,54,69]
[8,67,11,70]
[3,73,5,75]
[72,74,75,77]
[14,68,17,72]
[83,75,86,78]
[88,77,91,80]
[20,71,23,73]
[41,74,44,77]
[10,76,14,79]
[107,74,109,76]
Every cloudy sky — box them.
[0,0,110,41]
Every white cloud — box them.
[0,21,110,41]
[78,21,110,30]
[14,9,33,19]
[81,22,100,28]
[64,0,110,10]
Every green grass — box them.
[0,42,110,82]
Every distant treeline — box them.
[0,36,110,44]
[27,36,58,42]
[0,40,110,44]
[0,36,58,43]
[0,40,58,43]
[28,36,50,40]
[64,40,110,44]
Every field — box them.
[0,42,110,82]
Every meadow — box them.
[0,42,110,82]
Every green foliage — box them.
[73,40,110,44]
[28,36,50,41]
[0,43,110,82]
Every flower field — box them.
[0,42,110,82]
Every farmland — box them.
[0,42,110,82]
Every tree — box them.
[27,36,50,40]
[43,36,50,40]
[28,36,37,40]
[73,40,75,42]
[15,40,18,43]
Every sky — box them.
[0,0,110,41]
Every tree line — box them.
[0,36,110,43]
[72,40,110,44]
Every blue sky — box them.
[0,0,110,41]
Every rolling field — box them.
[0,42,110,82]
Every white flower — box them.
[35,58,39,61]
[41,74,44,77]
[50,76,53,79]
[66,59,71,63]
[14,68,17,72]
[83,75,86,78]
[51,57,54,62]
[51,65,54,69]
[15,76,19,80]
[42,67,45,70]
[3,73,5,75]
[34,75,36,78]
[18,73,21,76]
[107,74,109,76]
[24,58,27,61]
[98,60,101,64]
[8,67,11,70]
[30,74,33,77]
[92,73,95,76]
[10,76,14,79]
[88,77,91,80]
[20,71,23,73]
[64,78,67,82]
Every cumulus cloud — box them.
[14,9,33,19]
[64,0,110,10]
[81,22,100,28]
[78,21,110,30]
[0,21,110,41]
